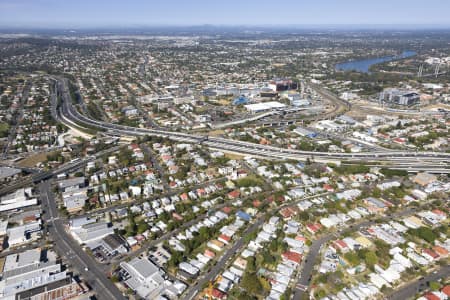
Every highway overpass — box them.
[56,78,450,173]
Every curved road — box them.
[55,78,450,173]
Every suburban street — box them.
[141,143,171,190]
[293,207,419,300]
[1,81,31,159]
[182,216,267,300]
[183,192,334,300]
[39,180,125,300]
[387,265,450,300]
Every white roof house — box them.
[178,262,199,276]
[369,273,390,289]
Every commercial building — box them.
[293,127,317,138]
[7,220,41,247]
[233,96,249,105]
[96,234,128,256]
[412,172,437,186]
[244,101,286,114]
[0,249,83,300]
[379,89,420,106]
[16,276,85,300]
[70,220,114,246]
[268,79,298,92]
[57,177,86,193]
[62,188,88,213]
[0,188,37,212]
[120,257,165,299]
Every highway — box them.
[54,78,450,173]
[39,180,125,300]
[309,82,351,120]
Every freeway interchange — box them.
[55,78,450,173]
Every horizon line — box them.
[1,23,450,32]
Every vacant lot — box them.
[18,151,54,168]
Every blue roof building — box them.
[236,211,251,221]
[233,96,248,105]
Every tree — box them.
[236,176,263,188]
[344,252,360,266]
[259,276,271,292]
[429,281,440,291]
[409,227,437,244]
[137,220,149,234]
[314,289,327,299]
[371,188,382,198]
[334,164,370,175]
[364,251,378,269]
[298,211,310,221]
[0,123,10,138]
[167,251,183,269]
[241,272,262,296]
[261,250,275,265]
[380,168,408,177]
[126,216,137,237]
[269,239,278,252]
[247,256,256,273]
[436,224,448,236]
[198,226,210,241]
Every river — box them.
[335,50,417,73]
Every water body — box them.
[335,50,416,73]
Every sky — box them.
[0,0,449,29]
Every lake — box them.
[335,50,417,73]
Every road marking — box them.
[43,186,120,300]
